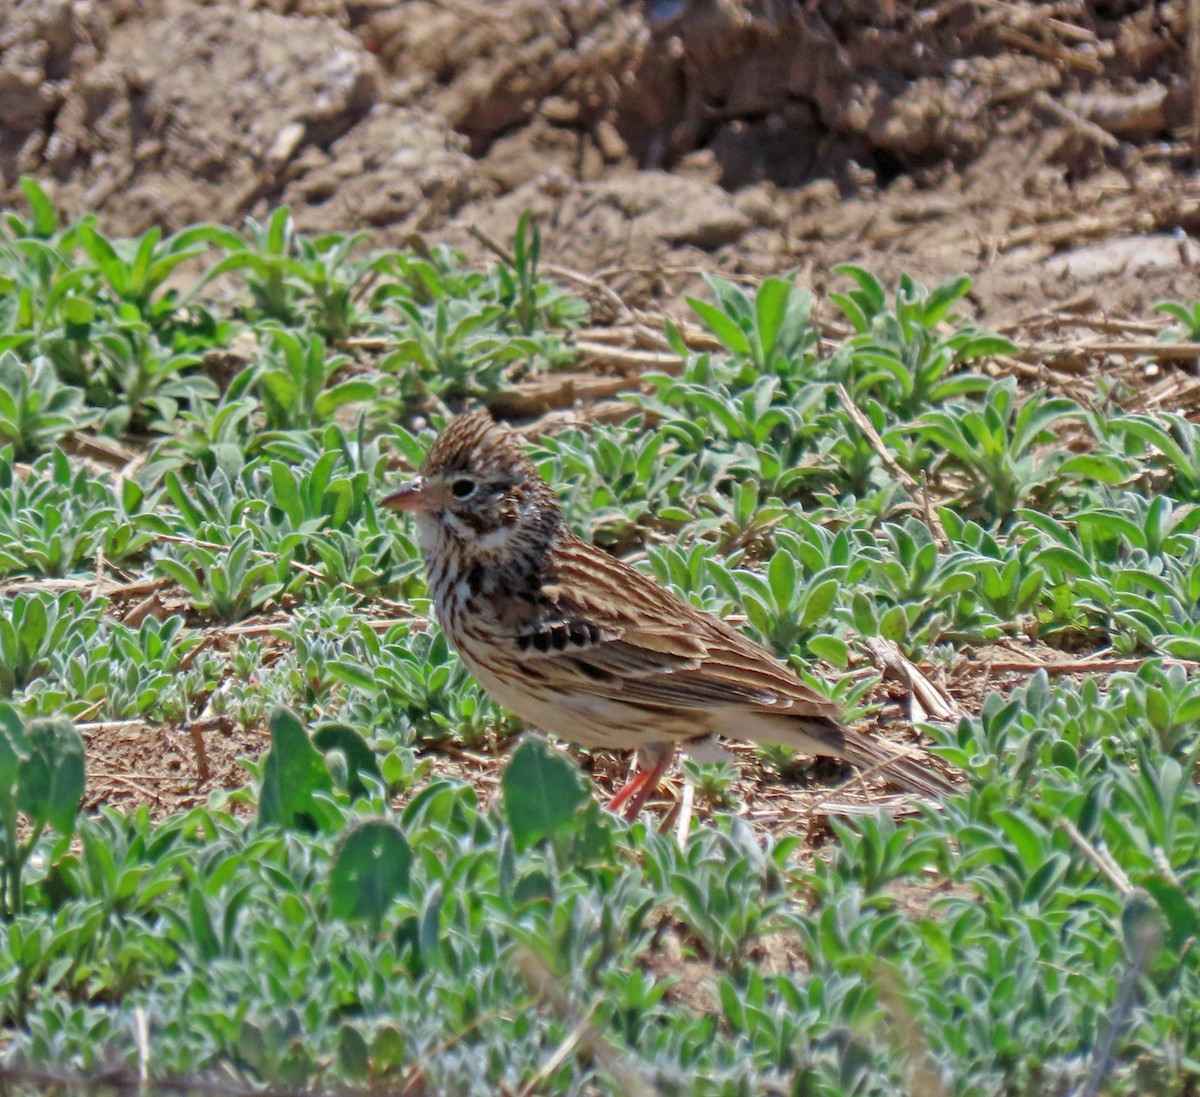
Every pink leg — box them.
[607,744,675,820]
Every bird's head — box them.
[381,409,560,563]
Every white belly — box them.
[458,645,642,751]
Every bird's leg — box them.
[607,743,676,820]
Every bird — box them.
[381,408,954,818]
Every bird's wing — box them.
[510,534,839,718]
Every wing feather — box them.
[511,531,840,719]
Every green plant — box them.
[1110,413,1200,502]
[1154,298,1200,342]
[0,704,84,915]
[186,208,388,339]
[831,267,1012,416]
[681,758,739,809]
[903,378,1087,523]
[86,325,216,434]
[71,218,211,326]
[0,353,90,458]
[258,329,377,431]
[493,212,587,335]
[0,448,154,577]
[154,531,286,622]
[685,273,817,377]
[0,592,101,698]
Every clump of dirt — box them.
[3,0,1198,326]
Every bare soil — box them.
[5,0,1200,816]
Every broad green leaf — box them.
[687,297,751,357]
[258,707,335,832]
[503,735,589,851]
[329,819,412,928]
[312,723,382,799]
[1143,877,1200,954]
[18,177,58,237]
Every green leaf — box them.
[799,578,840,630]
[687,297,751,357]
[957,334,1019,358]
[270,460,303,526]
[1033,546,1093,578]
[312,723,382,799]
[754,278,792,360]
[326,660,378,691]
[1121,888,1167,962]
[833,264,886,316]
[1143,877,1200,953]
[18,177,57,237]
[502,735,590,851]
[767,550,797,612]
[878,604,907,643]
[1058,453,1130,485]
[258,707,335,832]
[995,808,1045,868]
[0,703,26,826]
[807,634,849,666]
[338,1024,371,1080]
[851,591,876,636]
[314,380,378,419]
[18,718,84,835]
[922,273,972,327]
[329,819,412,929]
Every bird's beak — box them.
[381,476,436,512]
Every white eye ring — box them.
[450,478,476,499]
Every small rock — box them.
[1042,234,1200,280]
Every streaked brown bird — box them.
[382,409,951,817]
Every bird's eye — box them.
[450,478,476,499]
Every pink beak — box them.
[380,476,436,512]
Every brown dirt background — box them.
[5,0,1200,814]
[6,0,1200,324]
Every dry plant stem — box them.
[63,430,138,466]
[800,747,925,820]
[515,950,656,1097]
[188,723,211,784]
[1060,818,1134,895]
[175,634,213,674]
[122,591,164,628]
[1080,926,1157,1097]
[516,1002,601,1097]
[864,637,962,722]
[75,718,143,733]
[572,339,683,374]
[212,616,417,639]
[837,384,949,548]
[1032,90,1120,148]
[544,264,634,322]
[986,656,1200,674]
[72,699,105,722]
[106,773,167,800]
[134,1006,150,1084]
[0,575,171,597]
[874,963,948,1097]
[674,777,695,849]
[1021,341,1200,362]
[397,993,542,1096]
[466,223,516,267]
[971,0,1098,43]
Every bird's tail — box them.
[762,714,958,800]
[838,732,959,800]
